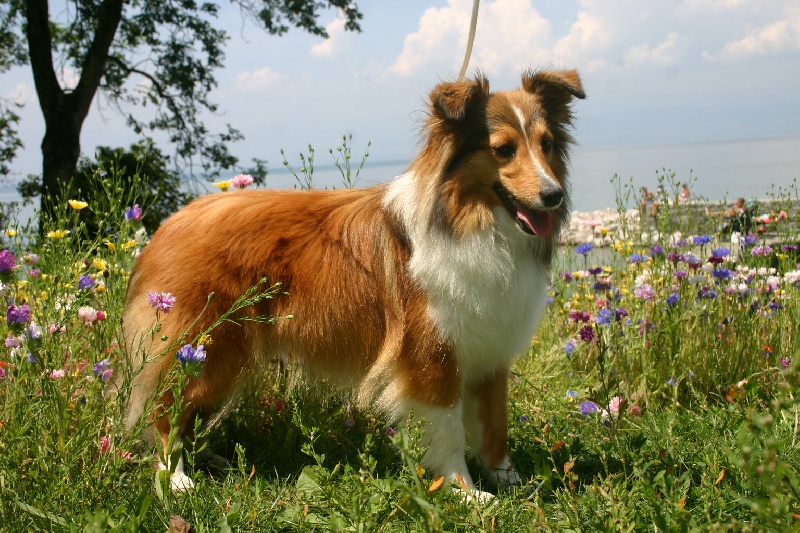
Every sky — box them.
[3,0,800,186]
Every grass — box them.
[0,164,799,531]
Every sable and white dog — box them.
[122,69,585,497]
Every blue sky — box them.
[3,0,800,182]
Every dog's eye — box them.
[494,144,516,158]
[542,139,554,152]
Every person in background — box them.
[640,187,654,218]
[679,183,691,201]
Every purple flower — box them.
[614,308,629,321]
[629,253,649,263]
[588,266,603,275]
[742,233,758,246]
[7,303,31,324]
[176,344,206,366]
[78,274,95,290]
[564,340,576,357]
[93,359,113,382]
[697,286,718,299]
[576,243,594,255]
[693,235,712,245]
[5,335,20,348]
[666,293,680,306]
[682,253,700,266]
[0,250,16,272]
[385,427,396,437]
[712,268,732,280]
[650,244,664,256]
[594,280,612,291]
[559,271,573,283]
[580,401,599,415]
[579,325,595,342]
[782,244,798,252]
[595,308,614,325]
[124,204,143,221]
[711,247,730,258]
[667,377,678,387]
[568,310,591,323]
[751,245,773,257]
[673,270,688,279]
[147,291,176,313]
[344,418,356,427]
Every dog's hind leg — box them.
[463,364,521,489]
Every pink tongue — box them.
[516,203,552,236]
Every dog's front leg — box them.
[463,364,521,489]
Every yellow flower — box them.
[96,281,106,293]
[68,199,89,210]
[214,180,231,191]
[93,258,108,271]
[121,239,137,250]
[47,229,71,239]
[599,227,608,236]
[4,229,16,237]
[198,334,213,345]
[104,241,116,250]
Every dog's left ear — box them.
[522,69,586,109]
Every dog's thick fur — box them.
[122,69,585,496]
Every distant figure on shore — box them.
[722,197,753,234]
[679,183,691,202]
[639,187,655,218]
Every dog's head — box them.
[417,69,585,239]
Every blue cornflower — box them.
[711,247,730,258]
[693,235,712,245]
[666,293,680,306]
[176,344,206,366]
[712,268,732,280]
[697,287,718,299]
[78,274,95,290]
[629,253,650,263]
[650,244,664,256]
[588,266,603,275]
[742,233,758,246]
[576,243,594,255]
[580,401,599,415]
[667,377,678,387]
[564,340,576,357]
[595,308,614,325]
[594,280,612,292]
[124,204,143,221]
[566,390,579,400]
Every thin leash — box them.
[456,0,480,81]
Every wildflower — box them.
[665,293,680,306]
[712,268,732,280]
[564,340,576,357]
[650,244,664,256]
[147,291,176,313]
[782,244,798,252]
[385,426,396,437]
[78,274,95,290]
[697,286,718,299]
[46,229,70,239]
[614,308,628,321]
[594,279,612,291]
[595,308,614,325]
[274,399,285,412]
[781,358,790,369]
[93,258,108,271]
[751,245,773,257]
[5,335,21,348]
[7,303,31,324]
[682,253,700,267]
[100,435,111,454]
[634,283,656,301]
[0,250,16,271]
[344,418,356,427]
[176,344,206,366]
[4,229,16,237]
[214,180,231,191]
[124,204,143,221]
[588,266,603,275]
[712,247,730,258]
[559,271,573,283]
[22,253,39,266]
[579,325,595,342]
[579,401,599,415]
[673,270,687,279]
[667,377,678,387]
[629,404,642,417]
[48,323,66,335]
[566,390,579,401]
[629,253,649,263]
[742,233,758,246]
[518,415,530,424]
[93,359,113,382]
[68,199,88,210]
[637,319,656,336]
[49,368,66,378]
[230,174,254,189]
[575,243,593,255]
[28,268,41,278]
[693,235,711,245]
[28,323,42,340]
[77,306,102,323]
[568,310,591,323]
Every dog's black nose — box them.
[540,187,564,209]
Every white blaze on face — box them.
[511,104,560,194]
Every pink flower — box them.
[100,435,111,454]
[608,396,622,416]
[48,323,66,335]
[49,369,66,378]
[634,283,656,301]
[77,306,99,323]
[147,291,175,313]
[629,404,642,417]
[230,174,254,189]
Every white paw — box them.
[170,471,195,492]
[492,466,521,489]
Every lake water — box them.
[3,136,799,224]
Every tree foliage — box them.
[0,0,362,216]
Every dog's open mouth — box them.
[493,183,553,237]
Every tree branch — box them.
[25,0,61,120]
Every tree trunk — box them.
[39,108,82,219]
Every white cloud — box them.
[553,10,612,72]
[624,32,687,68]
[234,66,288,92]
[59,66,80,91]
[310,16,349,57]
[713,9,800,61]
[2,82,37,105]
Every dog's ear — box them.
[522,69,586,108]
[429,75,490,121]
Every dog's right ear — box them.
[429,75,490,121]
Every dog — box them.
[121,69,585,499]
